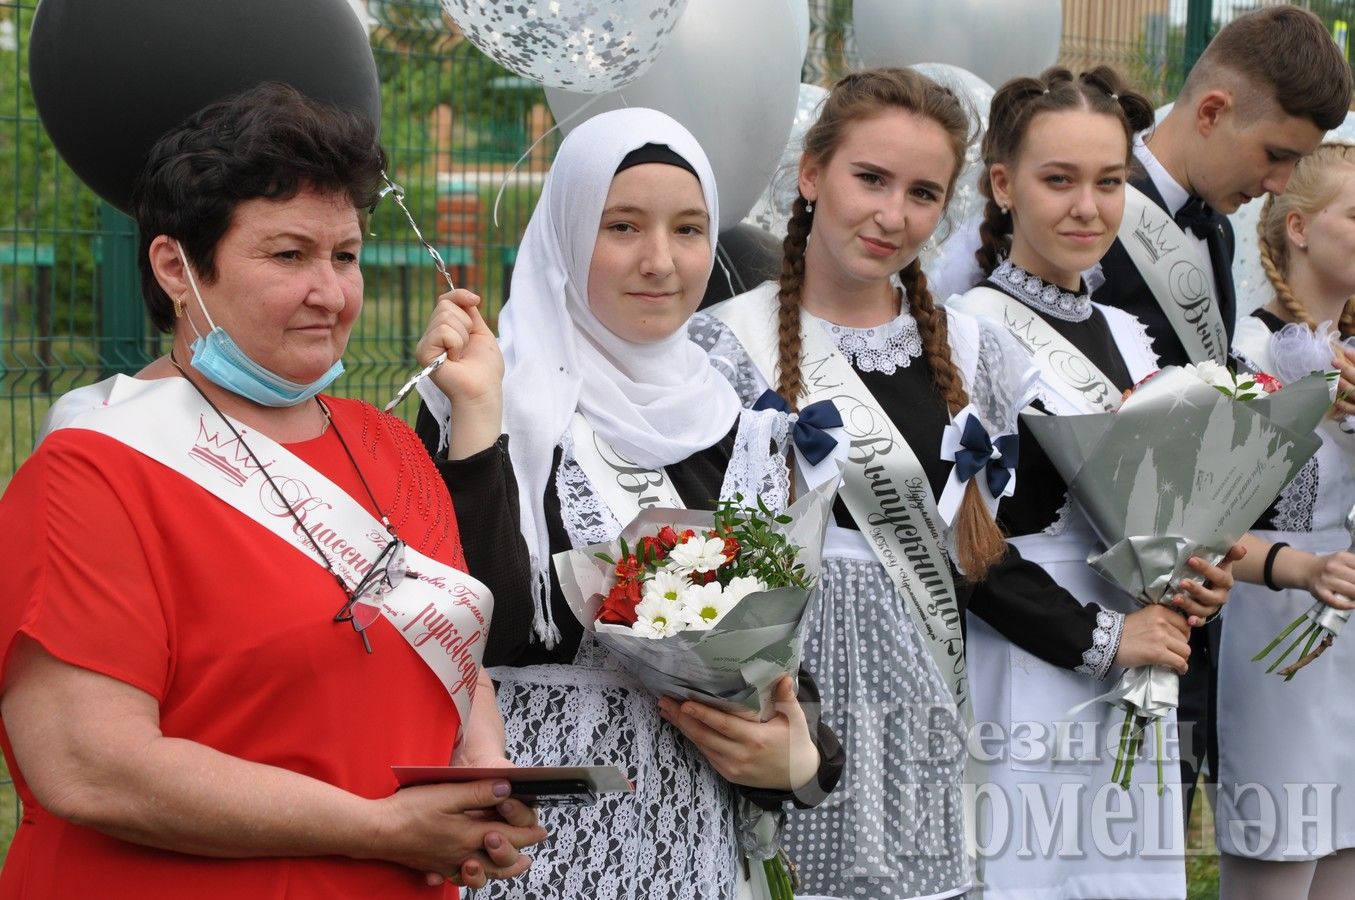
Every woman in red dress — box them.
[0,83,544,898]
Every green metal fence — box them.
[0,0,1353,862]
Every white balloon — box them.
[790,0,810,65]
[547,0,801,231]
[853,0,1061,89]
[441,0,690,93]
[743,82,827,237]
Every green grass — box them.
[1187,779,1220,898]
[0,762,14,865]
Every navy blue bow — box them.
[753,389,843,465]
[953,415,1019,498]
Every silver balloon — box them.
[546,0,801,231]
[853,0,1061,89]
[441,0,689,93]
[743,82,828,238]
[914,63,994,297]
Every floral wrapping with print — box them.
[553,476,839,717]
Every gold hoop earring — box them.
[174,294,186,318]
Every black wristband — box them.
[1263,541,1290,591]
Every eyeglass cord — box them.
[170,352,395,651]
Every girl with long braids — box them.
[950,65,1241,900]
[1213,144,1355,900]
[692,66,1228,900]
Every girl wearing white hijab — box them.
[419,107,843,898]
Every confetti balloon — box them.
[441,0,690,93]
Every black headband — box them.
[615,142,698,179]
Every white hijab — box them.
[499,107,740,646]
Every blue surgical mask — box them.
[177,243,343,407]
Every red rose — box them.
[657,525,681,551]
[597,579,642,625]
[639,535,671,562]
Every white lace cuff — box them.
[1075,609,1124,680]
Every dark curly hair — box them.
[130,82,387,333]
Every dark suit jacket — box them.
[1093,172,1237,367]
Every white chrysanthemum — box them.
[667,535,729,575]
[723,575,767,608]
[631,595,686,639]
[1183,360,1234,391]
[643,569,688,604]
[679,581,734,630]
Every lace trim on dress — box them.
[1075,609,1124,680]
[1041,496,1074,537]
[1272,455,1320,533]
[809,309,924,375]
[720,408,792,514]
[556,429,625,549]
[993,257,1093,323]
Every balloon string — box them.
[376,172,456,291]
[491,93,604,228]
[715,244,735,298]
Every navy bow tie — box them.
[1174,197,1215,239]
[953,415,1019,498]
[753,389,842,465]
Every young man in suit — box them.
[1092,5,1353,826]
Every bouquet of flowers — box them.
[1023,362,1332,789]
[554,476,838,717]
[1253,501,1355,679]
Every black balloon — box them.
[700,223,784,308]
[29,0,381,213]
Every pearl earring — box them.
[806,201,814,213]
[999,203,1010,215]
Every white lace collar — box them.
[992,258,1093,323]
[806,308,924,375]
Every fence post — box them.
[1183,0,1213,76]
[97,201,150,377]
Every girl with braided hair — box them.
[1212,144,1355,899]
[691,66,1227,900]
[951,65,1243,899]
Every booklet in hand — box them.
[392,765,633,807]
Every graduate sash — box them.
[712,288,968,715]
[1119,184,1228,365]
[568,412,685,523]
[952,287,1121,414]
[51,376,492,736]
